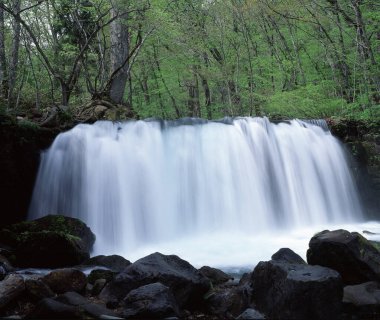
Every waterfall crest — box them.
[29,117,363,262]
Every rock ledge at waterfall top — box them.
[0,215,95,268]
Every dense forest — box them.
[0,0,379,121]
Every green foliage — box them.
[18,119,39,131]
[0,0,379,120]
[265,82,348,118]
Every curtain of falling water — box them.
[28,117,363,255]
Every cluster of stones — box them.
[0,215,379,319]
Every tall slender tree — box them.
[0,5,7,99]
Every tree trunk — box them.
[0,5,7,98]
[61,83,70,107]
[152,45,180,118]
[187,66,200,117]
[109,5,129,104]
[351,0,379,93]
[7,0,21,108]
[201,53,212,119]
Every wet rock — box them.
[236,308,266,319]
[122,282,180,319]
[56,291,117,318]
[206,283,252,318]
[82,255,131,272]
[55,291,89,306]
[0,265,7,281]
[0,255,13,272]
[25,279,55,300]
[0,215,95,268]
[88,269,115,285]
[199,266,233,285]
[81,303,119,319]
[251,259,342,320]
[343,282,380,319]
[271,248,306,264]
[27,298,80,319]
[0,274,25,309]
[42,268,87,294]
[343,281,380,305]
[307,229,380,284]
[100,252,209,310]
[92,279,107,296]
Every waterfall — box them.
[29,117,363,266]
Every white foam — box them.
[29,117,365,268]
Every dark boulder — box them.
[100,252,209,310]
[122,282,180,319]
[27,298,81,319]
[206,282,252,318]
[343,281,380,305]
[91,279,107,296]
[0,215,95,268]
[307,229,380,285]
[42,268,87,294]
[0,274,25,309]
[55,291,88,307]
[236,308,266,319]
[0,255,13,280]
[342,281,380,319]
[199,266,233,285]
[251,259,342,320]
[55,291,118,318]
[25,279,55,300]
[272,248,306,264]
[0,266,6,281]
[88,269,116,285]
[82,255,131,272]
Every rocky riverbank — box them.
[0,215,380,319]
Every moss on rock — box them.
[0,215,95,268]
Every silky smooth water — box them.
[29,117,364,267]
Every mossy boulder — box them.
[307,229,380,285]
[88,269,116,285]
[0,215,95,268]
[42,268,87,294]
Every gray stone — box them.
[123,282,179,319]
[55,291,117,318]
[199,266,233,285]
[251,259,342,320]
[82,255,131,272]
[92,279,107,296]
[307,229,380,285]
[343,281,380,305]
[271,248,306,264]
[25,279,55,300]
[100,252,209,309]
[43,268,87,294]
[237,308,266,319]
[28,298,80,319]
[55,291,89,306]
[206,283,252,318]
[0,274,25,309]
[88,269,115,284]
[81,302,118,318]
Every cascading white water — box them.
[29,117,364,267]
